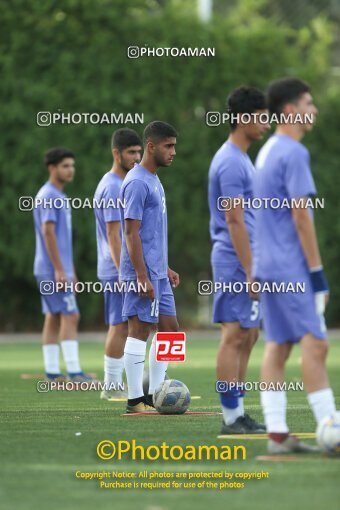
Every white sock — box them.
[148,335,168,395]
[307,388,336,424]
[238,396,245,417]
[124,337,146,399]
[222,405,243,425]
[261,390,289,433]
[43,344,60,374]
[61,340,82,374]
[104,355,124,390]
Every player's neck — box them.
[49,176,65,191]
[228,132,251,153]
[140,157,158,174]
[111,164,127,180]
[275,125,305,142]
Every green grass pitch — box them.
[1,336,340,510]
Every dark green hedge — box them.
[1,0,338,329]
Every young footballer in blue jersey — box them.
[254,78,337,453]
[208,87,270,434]
[94,129,142,401]
[33,148,93,382]
[119,121,180,413]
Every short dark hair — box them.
[143,121,177,145]
[227,86,266,131]
[111,128,142,151]
[266,78,311,116]
[44,147,75,166]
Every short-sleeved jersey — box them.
[119,164,168,281]
[208,141,256,265]
[94,172,123,279]
[253,134,316,282]
[33,181,74,278]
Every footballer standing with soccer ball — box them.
[119,121,180,413]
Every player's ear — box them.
[282,103,295,116]
[47,164,55,175]
[147,140,156,154]
[112,148,121,162]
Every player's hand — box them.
[247,274,259,300]
[55,269,67,290]
[137,274,155,300]
[168,268,180,288]
[315,291,329,315]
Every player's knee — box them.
[264,343,287,366]
[46,313,60,326]
[252,329,259,344]
[222,332,243,350]
[114,322,128,337]
[168,318,179,332]
[241,330,257,354]
[128,320,151,341]
[64,312,80,327]
[158,316,179,332]
[308,338,329,362]
[73,312,80,325]
[238,328,246,341]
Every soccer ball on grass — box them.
[153,379,190,414]
[316,411,340,455]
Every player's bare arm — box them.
[72,265,78,284]
[124,218,155,299]
[42,221,66,283]
[292,199,329,305]
[106,220,121,271]
[291,200,322,269]
[168,267,180,288]
[225,203,256,298]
